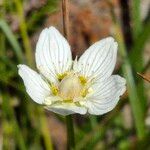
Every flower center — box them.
[48,73,92,105]
[58,74,83,100]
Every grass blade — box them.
[14,0,33,66]
[2,94,27,150]
[131,0,142,38]
[113,24,146,139]
[0,19,24,62]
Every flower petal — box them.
[18,64,51,104]
[35,26,72,83]
[83,75,126,115]
[45,103,87,116]
[74,37,118,81]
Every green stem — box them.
[113,24,146,139]
[2,94,27,150]
[66,115,75,150]
[90,116,97,130]
[0,19,24,62]
[14,0,33,66]
[131,0,142,38]
[39,108,53,150]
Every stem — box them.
[66,115,75,149]
[39,108,53,150]
[14,0,33,66]
[113,24,146,139]
[62,0,70,39]
[0,19,24,62]
[62,0,75,149]
[2,94,27,150]
[111,0,146,140]
[131,0,142,38]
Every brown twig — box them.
[62,0,75,149]
[137,72,150,83]
[142,59,150,73]
[62,0,70,40]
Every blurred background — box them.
[0,0,150,149]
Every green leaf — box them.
[0,19,24,62]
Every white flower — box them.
[18,26,126,116]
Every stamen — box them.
[79,76,87,85]
[81,88,88,97]
[57,72,68,81]
[63,99,73,103]
[50,84,58,95]
[48,73,92,104]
